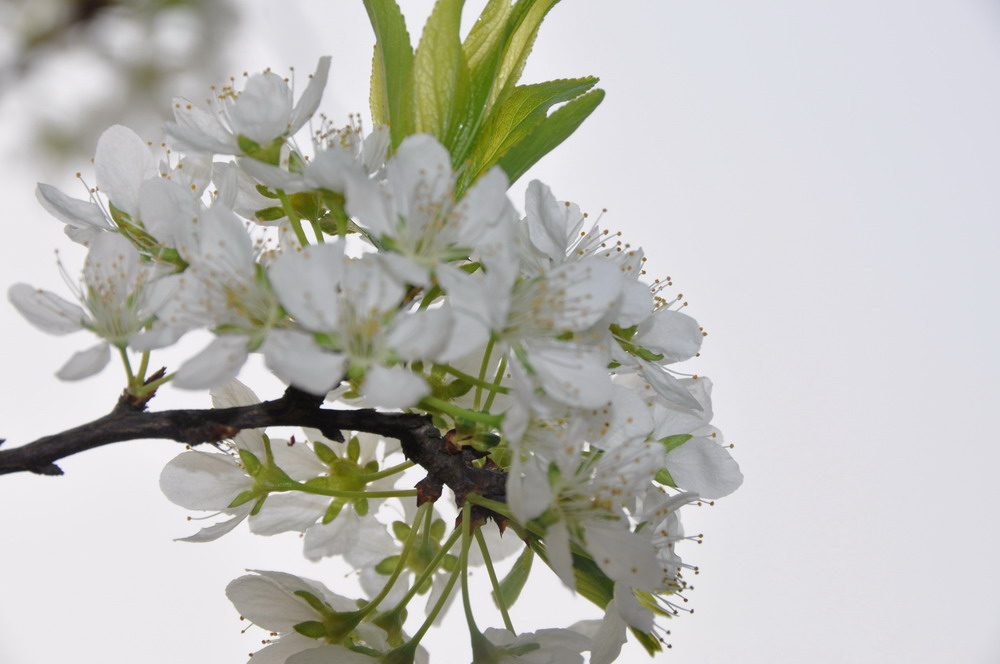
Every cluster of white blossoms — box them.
[9,51,742,664]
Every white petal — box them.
[262,329,347,395]
[249,493,328,535]
[615,278,654,327]
[287,645,374,664]
[94,125,157,217]
[613,582,654,632]
[639,360,703,411]
[586,521,662,591]
[546,259,623,332]
[288,56,332,134]
[238,157,309,193]
[268,243,345,332]
[302,514,358,561]
[211,379,261,408]
[634,309,703,363]
[177,506,251,542]
[8,284,86,334]
[56,342,111,380]
[387,135,453,222]
[664,436,744,499]
[231,72,293,145]
[159,450,253,510]
[361,365,429,409]
[225,574,320,633]
[36,183,111,230]
[386,307,451,361]
[545,520,576,590]
[173,336,249,389]
[165,98,238,154]
[506,458,552,524]
[524,179,568,261]
[137,178,199,247]
[526,340,613,408]
[304,147,363,192]
[586,602,627,664]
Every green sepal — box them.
[254,206,285,222]
[445,379,473,399]
[610,323,639,341]
[392,520,411,541]
[654,468,677,487]
[631,626,664,656]
[347,436,361,462]
[255,184,279,199]
[375,555,401,575]
[237,135,283,165]
[293,590,331,615]
[354,496,370,517]
[249,495,267,517]
[289,192,322,221]
[364,460,379,473]
[472,432,501,450]
[238,449,263,476]
[293,620,327,639]
[493,544,533,609]
[416,575,433,594]
[497,87,605,186]
[429,518,446,541]
[322,500,344,525]
[659,434,692,453]
[228,489,256,509]
[374,608,408,648]
[440,553,459,572]
[313,441,339,465]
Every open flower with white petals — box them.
[8,232,179,379]
[165,57,331,156]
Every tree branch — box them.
[0,388,507,508]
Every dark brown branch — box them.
[0,388,507,507]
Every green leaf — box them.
[412,0,470,148]
[493,545,533,608]
[463,0,514,76]
[464,77,597,184]
[293,620,327,639]
[496,87,604,185]
[363,0,415,146]
[490,0,563,107]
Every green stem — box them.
[117,347,135,387]
[408,551,463,647]
[280,482,418,500]
[437,364,509,399]
[475,528,514,632]
[133,371,175,396]
[482,354,508,412]
[389,525,462,614]
[358,503,430,618]
[135,350,150,384]
[361,460,415,482]
[460,500,479,633]
[309,218,326,243]
[473,338,496,410]
[278,192,310,247]
[418,396,503,428]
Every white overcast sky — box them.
[1,1,999,662]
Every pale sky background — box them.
[1,1,999,662]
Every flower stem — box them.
[474,338,496,410]
[361,460,415,482]
[281,482,418,500]
[437,363,510,397]
[460,501,478,633]
[358,503,430,618]
[418,396,503,428]
[387,525,462,615]
[482,354,508,412]
[475,528,514,632]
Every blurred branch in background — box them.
[0,0,238,166]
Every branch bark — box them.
[0,387,507,508]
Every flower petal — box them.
[262,329,347,395]
[36,183,111,230]
[56,342,111,380]
[173,336,249,389]
[8,284,86,334]
[664,436,744,499]
[361,365,429,409]
[159,450,253,510]
[94,125,157,218]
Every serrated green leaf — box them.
[493,545,533,609]
[412,0,470,148]
[363,0,414,146]
[490,0,563,108]
[463,0,514,75]
[463,77,597,186]
[497,87,604,185]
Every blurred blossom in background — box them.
[0,0,236,167]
